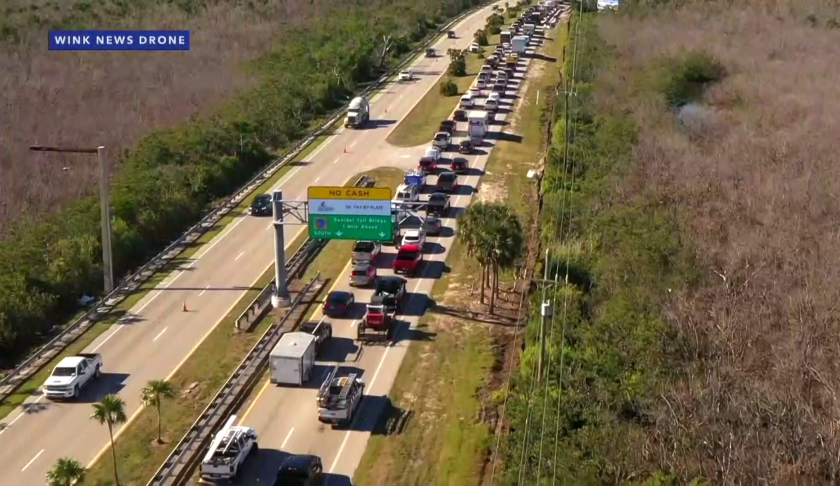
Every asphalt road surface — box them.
[0,4,507,484]
[228,24,552,486]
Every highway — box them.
[0,4,504,484]
[229,21,552,486]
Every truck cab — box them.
[199,415,258,482]
[43,353,102,400]
[344,96,370,128]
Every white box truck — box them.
[511,36,529,55]
[269,332,316,386]
[468,110,488,145]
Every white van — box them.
[459,94,474,109]
[395,183,421,202]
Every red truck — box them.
[393,244,423,276]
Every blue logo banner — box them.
[48,30,190,51]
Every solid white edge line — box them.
[281,428,295,449]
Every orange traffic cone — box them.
[182,301,188,312]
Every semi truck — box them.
[269,332,316,386]
[317,365,365,427]
[43,353,102,400]
[468,110,489,145]
[199,415,258,482]
[344,96,370,128]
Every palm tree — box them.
[46,457,86,486]
[90,394,127,485]
[459,202,524,314]
[141,379,177,444]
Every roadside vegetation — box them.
[494,0,840,483]
[0,0,489,369]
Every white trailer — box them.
[269,332,316,386]
[468,110,489,145]
[511,35,529,55]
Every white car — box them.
[469,42,480,53]
[469,85,482,97]
[460,93,474,108]
[401,230,426,248]
[496,70,508,82]
[398,70,414,81]
[502,42,511,52]
[432,131,452,149]
[480,65,493,76]
[475,78,487,89]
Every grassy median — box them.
[355,21,566,486]
[0,129,337,423]
[386,51,486,148]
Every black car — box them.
[274,454,323,486]
[426,192,451,217]
[299,320,333,354]
[373,276,407,313]
[447,30,456,38]
[436,171,458,193]
[439,119,456,135]
[322,290,355,317]
[459,139,474,154]
[450,157,469,174]
[453,109,467,122]
[250,193,273,216]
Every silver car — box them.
[349,262,377,287]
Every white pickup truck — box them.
[43,353,102,400]
[199,415,258,482]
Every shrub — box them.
[474,28,489,46]
[439,77,459,96]
[658,50,725,107]
[448,53,467,76]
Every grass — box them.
[0,132,332,423]
[386,51,486,147]
[354,21,566,486]
[481,21,566,219]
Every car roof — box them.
[430,192,447,199]
[279,454,319,471]
[453,157,468,163]
[253,194,271,201]
[328,290,352,299]
[353,262,371,270]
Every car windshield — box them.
[376,279,402,293]
[439,174,454,182]
[253,195,271,205]
[52,366,76,377]
[352,269,369,276]
[430,194,446,202]
[435,133,447,140]
[396,250,418,260]
[276,471,309,485]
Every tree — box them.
[90,394,127,485]
[46,457,86,486]
[458,202,524,313]
[474,28,488,46]
[141,379,177,444]
[447,51,466,77]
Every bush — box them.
[658,50,725,107]
[489,25,501,35]
[0,0,486,366]
[474,28,489,46]
[439,77,459,96]
[448,53,467,76]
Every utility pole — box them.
[538,249,550,381]
[29,144,114,294]
[271,189,291,308]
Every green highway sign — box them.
[307,186,393,241]
[308,214,392,240]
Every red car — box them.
[393,244,423,277]
[450,158,469,174]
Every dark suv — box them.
[250,193,273,216]
[274,454,323,486]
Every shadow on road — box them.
[57,372,131,403]
[319,337,361,363]
[364,119,397,129]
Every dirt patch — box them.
[476,179,508,203]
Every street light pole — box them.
[29,144,115,294]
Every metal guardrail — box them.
[0,2,481,398]
[233,174,374,331]
[148,273,323,486]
